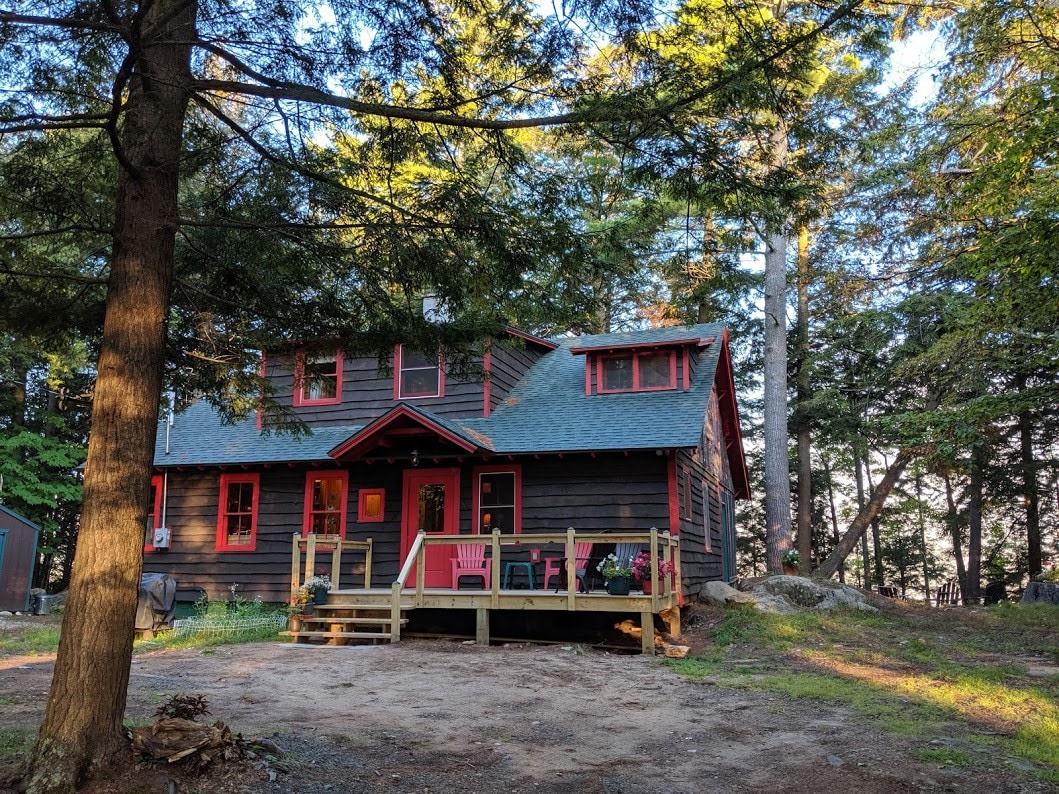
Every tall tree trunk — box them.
[966,445,984,605]
[1019,410,1042,578]
[822,454,844,583]
[854,454,871,588]
[815,452,910,580]
[943,472,968,601]
[795,223,812,573]
[864,454,885,587]
[763,120,792,575]
[916,473,931,604]
[26,3,195,790]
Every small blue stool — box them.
[502,562,536,590]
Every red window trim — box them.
[393,344,445,400]
[680,466,692,521]
[703,478,713,552]
[302,470,349,537]
[292,349,343,407]
[357,487,386,523]
[471,464,522,535]
[596,349,677,394]
[144,473,164,552]
[216,473,260,552]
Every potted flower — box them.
[596,554,633,595]
[631,552,673,594]
[782,549,800,575]
[302,573,332,605]
[286,589,312,631]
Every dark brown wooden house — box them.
[143,323,749,649]
[0,505,40,613]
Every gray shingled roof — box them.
[154,323,727,466]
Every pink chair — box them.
[451,543,491,589]
[544,543,593,592]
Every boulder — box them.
[750,575,877,612]
[1023,582,1059,605]
[701,581,757,606]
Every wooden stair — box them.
[282,602,411,646]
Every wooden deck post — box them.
[390,582,403,642]
[363,539,372,588]
[649,528,660,613]
[290,533,301,602]
[566,527,577,611]
[305,532,317,583]
[491,529,501,609]
[331,539,342,589]
[415,530,426,607]
[641,611,655,654]
[476,608,490,646]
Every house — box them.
[0,504,40,613]
[143,322,749,649]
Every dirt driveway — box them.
[0,637,1028,793]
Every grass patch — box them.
[0,728,33,758]
[669,602,1059,781]
[911,748,973,766]
[0,626,61,655]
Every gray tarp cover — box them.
[136,573,177,630]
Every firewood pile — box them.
[131,717,244,771]
[129,693,283,775]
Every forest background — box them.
[1,0,1057,786]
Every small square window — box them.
[358,488,385,523]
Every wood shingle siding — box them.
[488,342,547,412]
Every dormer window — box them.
[599,350,676,393]
[395,345,444,399]
[294,350,342,406]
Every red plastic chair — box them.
[451,543,491,590]
[544,542,593,592]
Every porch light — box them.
[410,449,420,467]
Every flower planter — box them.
[782,564,798,576]
[312,589,328,605]
[606,578,632,596]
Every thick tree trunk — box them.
[815,451,910,581]
[795,223,812,573]
[916,473,931,604]
[822,455,844,583]
[763,122,792,575]
[854,455,871,588]
[1019,411,1042,578]
[26,3,195,791]
[966,446,984,605]
[864,454,885,587]
[943,472,968,600]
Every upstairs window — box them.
[598,350,676,393]
[396,346,443,399]
[294,350,342,406]
[216,473,259,551]
[303,471,348,536]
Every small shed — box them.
[0,505,40,612]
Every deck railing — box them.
[391,527,680,624]
[290,533,373,603]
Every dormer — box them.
[569,333,715,395]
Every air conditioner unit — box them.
[152,527,171,549]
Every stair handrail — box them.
[389,529,426,642]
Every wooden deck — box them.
[285,530,681,653]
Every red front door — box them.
[401,468,460,587]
